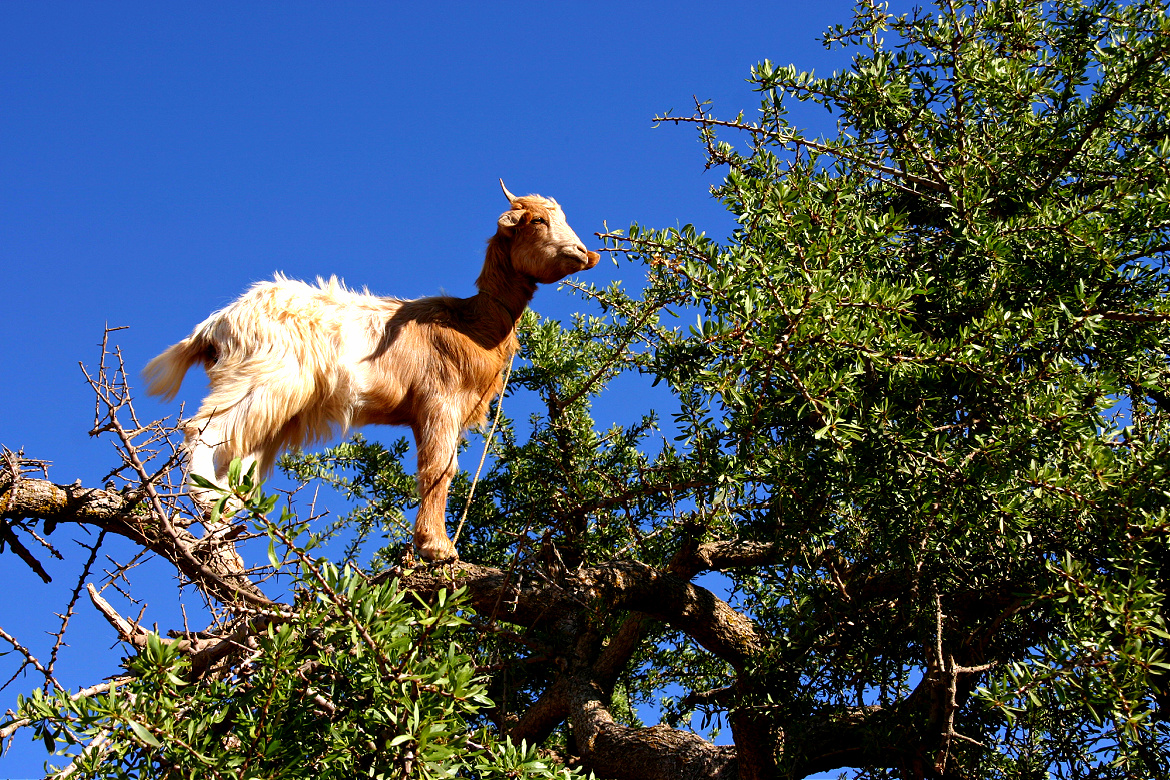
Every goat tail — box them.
[143,333,213,401]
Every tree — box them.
[4,0,1170,777]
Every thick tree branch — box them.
[87,584,150,649]
[693,538,786,571]
[0,476,268,605]
[512,610,668,748]
[402,558,764,670]
[510,677,570,746]
[566,675,738,780]
[584,560,764,669]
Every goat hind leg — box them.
[185,422,229,519]
[182,420,247,571]
[184,420,257,525]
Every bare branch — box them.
[654,111,948,193]
[87,584,151,649]
[0,625,62,692]
[0,475,269,605]
[48,531,108,679]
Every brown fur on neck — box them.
[476,236,538,321]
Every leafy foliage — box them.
[17,482,582,779]
[269,0,1170,774]
[6,0,1170,777]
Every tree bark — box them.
[566,675,739,780]
[3,471,1006,780]
[1,476,265,604]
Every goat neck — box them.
[475,237,539,330]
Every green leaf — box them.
[128,721,161,748]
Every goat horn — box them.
[499,179,518,204]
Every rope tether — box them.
[452,355,514,546]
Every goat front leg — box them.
[412,409,461,562]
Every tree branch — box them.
[401,558,764,670]
[0,476,269,605]
[565,674,738,780]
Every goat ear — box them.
[497,209,523,236]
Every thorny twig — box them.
[0,328,287,748]
[79,328,272,606]
[47,530,108,689]
[0,625,62,693]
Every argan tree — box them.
[3,0,1170,777]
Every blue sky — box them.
[1,2,871,774]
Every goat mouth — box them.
[556,251,593,270]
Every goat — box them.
[144,181,600,561]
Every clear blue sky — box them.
[1,2,870,774]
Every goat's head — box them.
[496,180,600,284]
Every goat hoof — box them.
[419,549,459,564]
[416,540,459,564]
[422,555,460,568]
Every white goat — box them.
[145,181,599,560]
